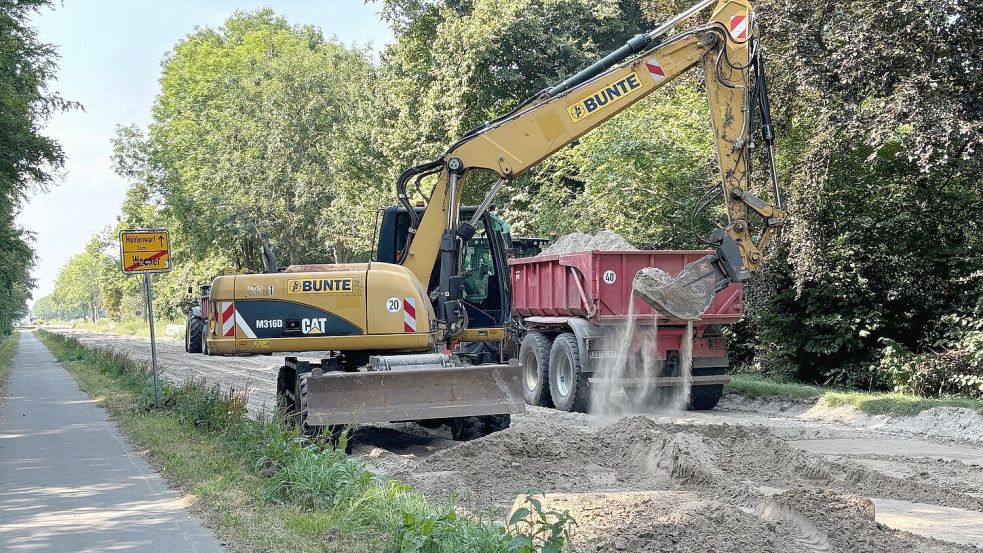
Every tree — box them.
[726,0,983,381]
[52,239,109,322]
[0,0,78,333]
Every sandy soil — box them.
[48,328,983,552]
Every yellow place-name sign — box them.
[120,229,171,275]
[567,71,643,123]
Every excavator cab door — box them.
[375,205,511,343]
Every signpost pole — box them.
[144,272,161,407]
[120,228,170,408]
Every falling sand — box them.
[591,297,695,418]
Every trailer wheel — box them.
[450,416,486,441]
[689,384,724,410]
[548,333,590,412]
[186,316,204,354]
[519,332,553,407]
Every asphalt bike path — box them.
[0,332,223,552]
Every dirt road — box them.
[49,328,983,552]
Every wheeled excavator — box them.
[191,0,786,440]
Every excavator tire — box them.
[450,416,486,441]
[548,333,590,413]
[294,371,350,452]
[186,316,204,354]
[486,414,511,433]
[275,365,297,418]
[689,384,724,411]
[294,372,318,437]
[519,332,553,407]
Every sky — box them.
[18,0,394,305]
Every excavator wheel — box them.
[449,414,511,441]
[486,414,511,433]
[449,416,485,441]
[294,372,319,436]
[275,365,297,419]
[293,371,350,452]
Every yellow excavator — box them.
[189,0,785,440]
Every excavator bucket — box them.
[633,256,718,320]
[303,362,525,426]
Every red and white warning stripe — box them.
[729,14,748,40]
[236,307,256,339]
[220,301,235,337]
[403,297,417,333]
[645,57,665,81]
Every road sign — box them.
[119,228,171,407]
[120,230,171,274]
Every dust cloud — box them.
[590,299,695,418]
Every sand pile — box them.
[519,491,802,553]
[759,489,971,553]
[404,416,983,524]
[539,230,635,255]
[418,415,983,551]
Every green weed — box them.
[37,330,579,553]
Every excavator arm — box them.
[398,0,786,332]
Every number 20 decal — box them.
[386,297,402,312]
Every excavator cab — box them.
[376,206,513,346]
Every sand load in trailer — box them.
[510,249,744,412]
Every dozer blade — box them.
[304,362,525,426]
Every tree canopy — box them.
[56,0,983,393]
[0,0,78,332]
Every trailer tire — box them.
[519,332,553,407]
[450,416,486,441]
[549,333,590,413]
[186,316,204,354]
[689,384,724,411]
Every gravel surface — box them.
[47,327,983,552]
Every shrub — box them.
[875,335,983,399]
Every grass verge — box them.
[0,331,20,399]
[725,375,825,400]
[726,374,983,416]
[36,329,571,553]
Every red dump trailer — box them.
[509,250,744,412]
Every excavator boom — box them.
[398,0,785,327]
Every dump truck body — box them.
[509,249,744,411]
